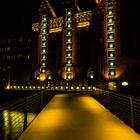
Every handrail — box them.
[0,90,54,140]
[91,88,140,134]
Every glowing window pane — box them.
[67,59,71,64]
[110,62,114,66]
[109,69,115,76]
[42,63,45,66]
[43,36,46,39]
[68,11,71,15]
[43,29,46,33]
[67,38,71,42]
[43,17,46,21]
[67,74,71,79]
[43,55,45,59]
[108,43,114,48]
[67,45,71,49]
[67,67,71,72]
[108,10,112,14]
[68,31,71,35]
[67,24,71,28]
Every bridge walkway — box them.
[18,94,140,140]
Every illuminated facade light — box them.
[43,17,46,21]
[67,67,71,72]
[110,61,114,66]
[108,10,112,14]
[121,81,128,86]
[36,76,40,80]
[90,74,94,79]
[42,55,46,59]
[108,25,113,30]
[68,31,71,35]
[67,38,71,42]
[48,75,51,80]
[109,53,114,57]
[67,59,71,64]
[108,42,114,48]
[67,45,71,49]
[42,63,45,66]
[109,34,113,39]
[68,11,71,15]
[109,70,115,76]
[108,17,113,22]
[68,17,71,21]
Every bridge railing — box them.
[90,88,140,134]
[0,90,54,140]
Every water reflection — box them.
[2,110,36,140]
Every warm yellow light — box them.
[108,82,116,90]
[49,27,62,33]
[77,22,90,28]
[122,81,128,86]
[40,73,46,81]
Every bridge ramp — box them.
[18,94,140,140]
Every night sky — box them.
[0,0,139,58]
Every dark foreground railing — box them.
[91,88,140,134]
[0,90,54,140]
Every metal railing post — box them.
[130,97,134,128]
[24,98,28,130]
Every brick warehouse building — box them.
[31,0,139,90]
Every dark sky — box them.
[0,0,139,58]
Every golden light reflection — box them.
[49,27,62,33]
[77,22,90,28]
[40,73,46,81]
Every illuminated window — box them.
[108,51,115,57]
[109,69,115,76]
[107,25,114,30]
[67,45,71,49]
[108,33,114,39]
[67,38,71,42]
[109,60,115,66]
[67,74,71,79]
[67,59,72,64]
[42,63,45,66]
[42,69,45,73]
[42,49,46,52]
[67,51,72,57]
[43,35,46,39]
[43,17,46,21]
[43,42,46,46]
[108,42,114,48]
[68,17,71,21]
[27,55,30,59]
[107,8,113,14]
[43,29,46,33]
[107,17,113,22]
[67,67,71,72]
[43,55,46,59]
[67,23,71,28]
[68,11,71,15]
[43,23,46,27]
[67,31,71,35]
[90,74,94,79]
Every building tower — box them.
[32,0,127,90]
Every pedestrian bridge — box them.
[18,94,140,140]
